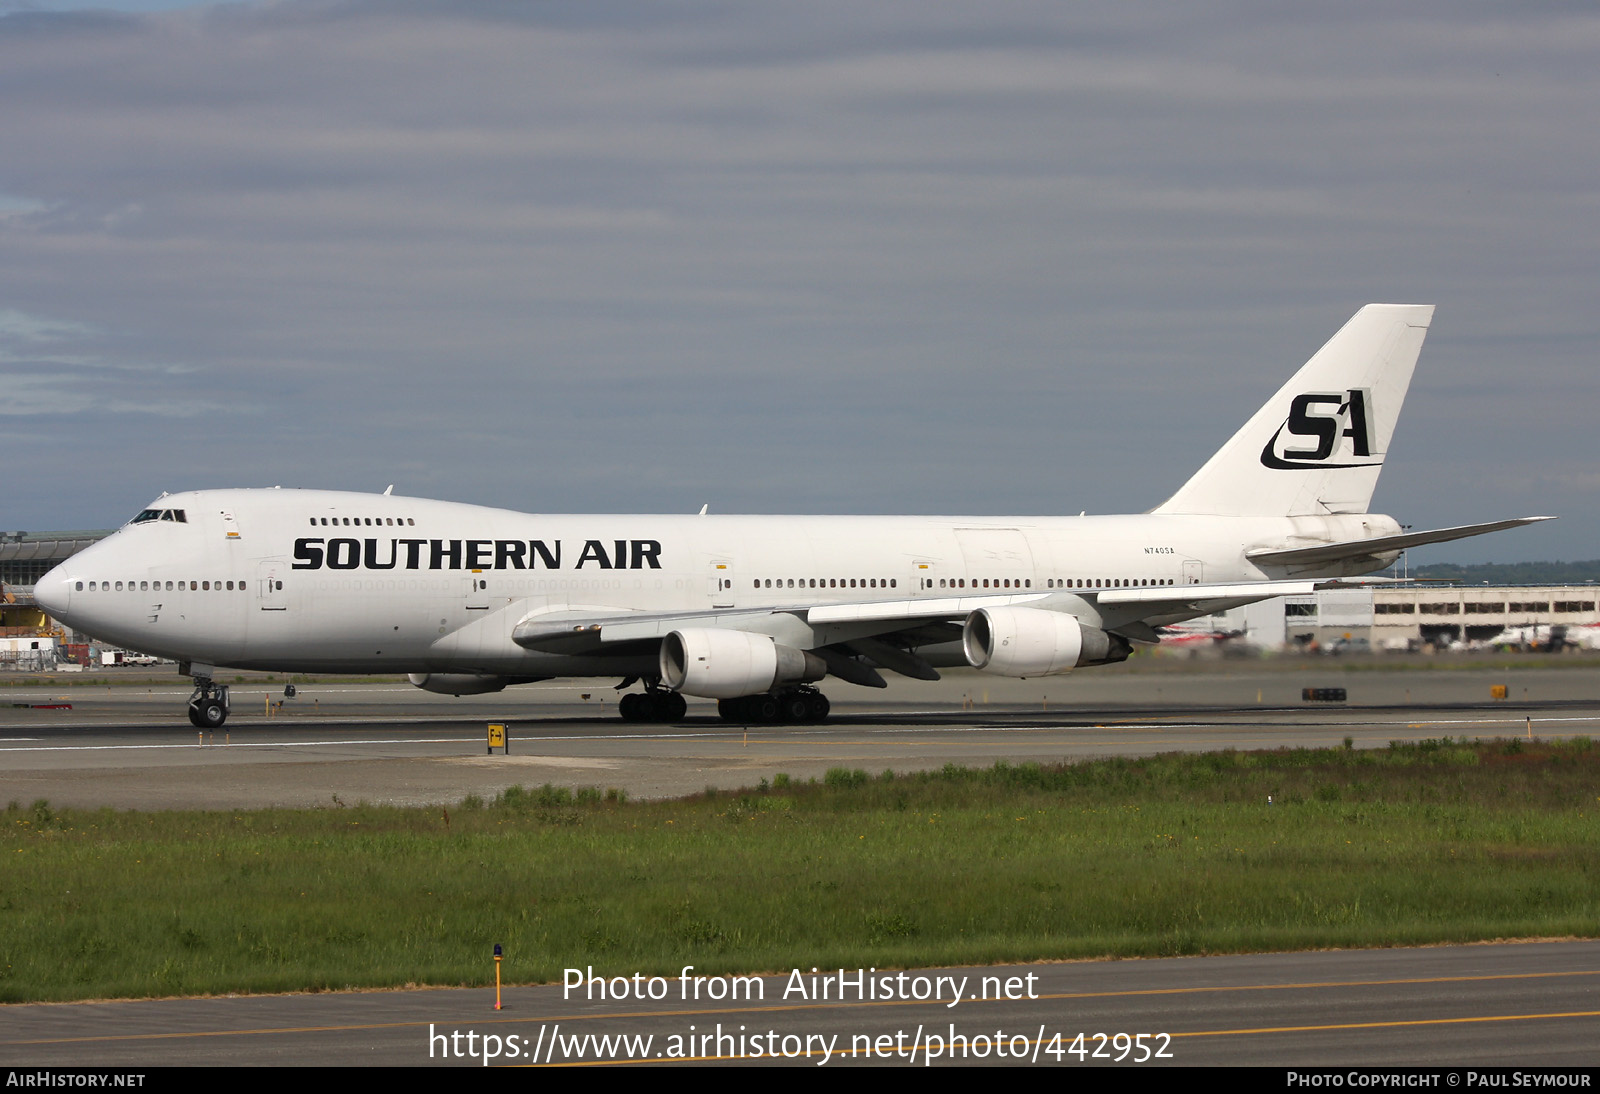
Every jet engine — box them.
[659,628,826,699]
[962,606,1131,677]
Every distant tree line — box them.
[1384,559,1600,585]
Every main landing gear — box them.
[618,686,688,724]
[718,686,830,725]
[187,676,230,729]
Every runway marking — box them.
[1172,1009,1600,1040]
[545,1009,1600,1065]
[7,709,1598,754]
[0,729,786,753]
[10,968,1599,1048]
[0,738,481,752]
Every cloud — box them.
[0,1,1593,563]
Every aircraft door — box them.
[709,560,735,609]
[465,575,490,610]
[258,561,287,610]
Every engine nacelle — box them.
[407,673,509,696]
[962,606,1131,677]
[659,628,826,699]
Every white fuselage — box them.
[36,487,1396,677]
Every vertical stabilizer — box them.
[1153,304,1434,517]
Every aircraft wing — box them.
[511,579,1360,661]
[1247,516,1554,571]
[511,592,1052,654]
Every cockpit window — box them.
[130,508,188,525]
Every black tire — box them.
[806,693,831,722]
[196,698,227,728]
[654,691,687,722]
[187,704,205,728]
[717,698,745,723]
[751,696,779,723]
[619,693,644,722]
[780,694,810,722]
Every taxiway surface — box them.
[3,660,1597,809]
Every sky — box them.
[1,1,1595,564]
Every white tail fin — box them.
[1153,304,1435,517]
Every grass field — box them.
[4,737,1597,1002]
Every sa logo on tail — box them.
[1260,388,1378,470]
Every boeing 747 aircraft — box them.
[34,305,1548,728]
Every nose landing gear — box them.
[187,675,230,728]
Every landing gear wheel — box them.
[184,676,230,728]
[192,698,227,729]
[621,689,686,723]
[651,690,687,722]
[780,693,811,723]
[806,693,830,722]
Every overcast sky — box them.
[2,1,1595,563]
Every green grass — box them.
[4,738,1598,1002]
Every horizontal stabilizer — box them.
[1246,516,1555,569]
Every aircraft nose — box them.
[33,564,73,619]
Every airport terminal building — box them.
[1233,585,1599,652]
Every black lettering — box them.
[327,538,361,569]
[631,540,662,569]
[364,538,397,569]
[576,539,612,569]
[292,538,324,570]
[400,539,426,569]
[430,539,462,570]
[1342,388,1373,456]
[1284,393,1341,460]
[530,540,561,569]
[496,540,527,569]
[466,540,492,569]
